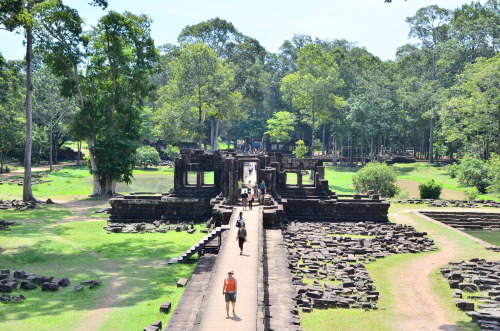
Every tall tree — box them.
[0,56,25,172]
[155,42,242,149]
[406,5,451,163]
[280,44,345,148]
[36,5,158,197]
[0,0,107,201]
[440,54,500,158]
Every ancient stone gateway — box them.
[108,149,390,226]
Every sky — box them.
[0,0,477,61]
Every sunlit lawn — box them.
[0,204,206,331]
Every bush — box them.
[292,140,308,158]
[352,162,400,198]
[457,157,490,193]
[446,163,459,178]
[135,146,160,168]
[418,179,442,199]
[164,145,180,160]
[465,187,480,200]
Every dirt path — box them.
[48,199,122,330]
[389,210,492,330]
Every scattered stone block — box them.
[177,278,188,287]
[13,270,25,279]
[41,282,59,291]
[74,285,84,292]
[159,301,171,313]
[20,280,37,290]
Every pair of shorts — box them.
[225,292,236,302]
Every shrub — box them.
[292,140,308,158]
[446,163,459,178]
[135,146,160,168]
[457,157,490,193]
[395,190,410,200]
[164,145,180,160]
[352,162,400,198]
[418,179,442,199]
[465,187,480,200]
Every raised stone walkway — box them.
[166,206,299,330]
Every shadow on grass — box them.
[393,166,416,175]
[0,233,201,323]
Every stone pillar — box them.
[297,171,303,189]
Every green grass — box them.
[323,163,499,201]
[392,163,498,201]
[462,230,500,246]
[0,204,206,330]
[324,166,358,194]
[301,210,497,330]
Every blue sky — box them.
[0,0,478,61]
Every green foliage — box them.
[487,154,500,197]
[457,157,491,193]
[135,146,160,168]
[445,163,459,178]
[163,144,180,160]
[292,140,308,158]
[352,162,400,197]
[418,179,442,199]
[266,111,296,142]
[465,187,480,200]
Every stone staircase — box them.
[168,225,231,264]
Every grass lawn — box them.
[300,208,496,331]
[323,163,499,201]
[0,204,206,330]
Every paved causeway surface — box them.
[197,206,261,331]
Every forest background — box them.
[0,0,499,198]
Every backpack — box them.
[236,219,243,228]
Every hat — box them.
[227,270,234,274]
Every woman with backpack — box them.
[236,223,247,255]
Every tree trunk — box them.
[214,119,219,151]
[333,136,337,166]
[49,119,53,172]
[77,141,81,166]
[86,137,102,197]
[22,24,36,202]
[321,123,326,155]
[210,117,215,151]
[498,112,500,156]
[0,151,4,173]
[429,117,434,163]
[370,137,374,162]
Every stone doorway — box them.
[243,161,257,191]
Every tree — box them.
[0,57,25,172]
[265,111,296,142]
[440,55,500,159]
[292,140,308,158]
[37,7,159,197]
[352,162,400,197]
[0,0,107,201]
[156,42,242,149]
[33,63,77,171]
[406,5,452,163]
[281,44,345,147]
[178,18,265,148]
[135,146,160,168]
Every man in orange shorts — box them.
[222,270,237,318]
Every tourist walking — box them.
[259,179,266,195]
[236,224,247,255]
[236,211,245,228]
[241,191,248,210]
[248,192,254,210]
[222,271,237,318]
